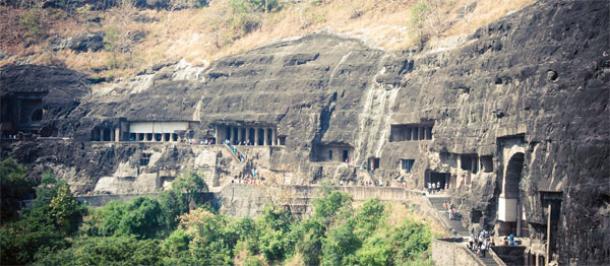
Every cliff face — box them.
[379,1,609,264]
[1,0,608,264]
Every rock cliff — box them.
[1,0,608,264]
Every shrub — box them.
[353,199,385,240]
[19,8,45,40]
[409,0,432,45]
[92,197,165,239]
[312,190,352,222]
[391,221,432,263]
[35,236,162,265]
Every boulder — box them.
[67,32,105,53]
[128,30,147,43]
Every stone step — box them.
[478,254,499,266]
[463,247,499,266]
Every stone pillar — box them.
[254,127,259,146]
[115,128,121,142]
[411,127,416,140]
[263,128,269,146]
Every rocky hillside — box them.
[1,0,533,79]
[1,0,609,265]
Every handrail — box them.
[224,143,246,163]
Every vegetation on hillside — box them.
[0,0,534,80]
[0,158,434,265]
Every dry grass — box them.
[384,201,448,238]
[0,0,534,79]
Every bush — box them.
[353,199,385,240]
[312,190,352,222]
[35,236,161,265]
[409,0,432,45]
[19,8,45,40]
[391,221,432,262]
[91,197,165,239]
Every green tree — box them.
[390,221,432,263]
[50,182,84,233]
[354,233,392,266]
[256,205,293,262]
[289,218,325,266]
[0,158,33,222]
[92,197,165,239]
[312,190,352,223]
[321,220,361,266]
[160,229,194,265]
[0,173,82,265]
[159,172,208,229]
[353,199,385,240]
[34,236,161,266]
[188,212,234,265]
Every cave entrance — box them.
[248,128,255,145]
[102,128,112,141]
[496,152,527,236]
[368,157,380,171]
[540,191,563,264]
[31,109,43,122]
[425,171,450,191]
[257,128,265,145]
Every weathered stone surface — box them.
[68,32,105,52]
[49,32,105,53]
[1,1,608,264]
[0,64,90,136]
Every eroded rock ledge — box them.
[1,1,608,264]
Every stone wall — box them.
[431,239,484,266]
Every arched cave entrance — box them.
[496,152,528,237]
[31,109,43,122]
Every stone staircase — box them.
[428,195,502,266]
[427,195,468,236]
[478,250,501,266]
[224,143,246,163]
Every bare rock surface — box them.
[1,1,608,264]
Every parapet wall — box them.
[431,239,484,266]
[216,184,428,217]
